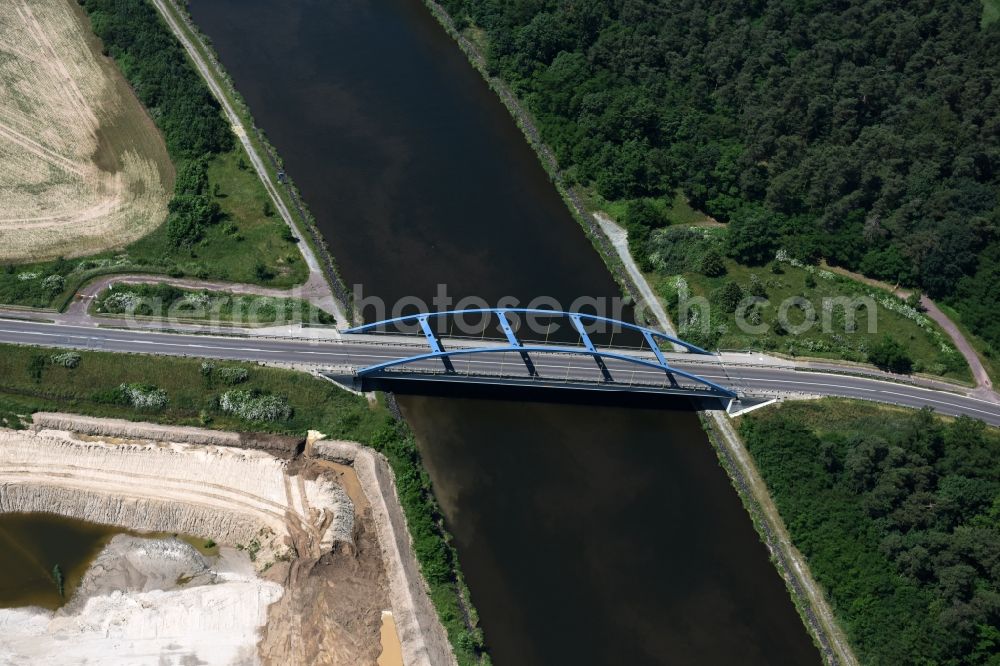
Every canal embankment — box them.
[152,0,353,323]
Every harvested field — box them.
[0,0,172,262]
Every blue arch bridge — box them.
[339,308,742,403]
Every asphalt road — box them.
[2,317,999,425]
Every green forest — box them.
[82,0,233,158]
[439,0,1000,350]
[742,401,1000,664]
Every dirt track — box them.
[824,262,997,396]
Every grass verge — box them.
[645,226,971,382]
[91,283,335,327]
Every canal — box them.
[189,0,820,663]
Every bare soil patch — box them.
[0,0,172,262]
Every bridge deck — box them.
[350,370,735,402]
[340,336,741,398]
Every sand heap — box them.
[0,535,282,665]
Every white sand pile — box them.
[0,535,281,665]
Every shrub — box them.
[699,249,726,277]
[646,226,710,273]
[868,336,913,373]
[51,564,64,598]
[717,281,744,313]
[219,389,291,422]
[166,191,221,248]
[27,355,47,381]
[217,367,249,385]
[50,352,81,369]
[117,383,168,410]
[623,200,667,270]
[42,275,65,294]
[254,262,275,281]
[99,289,141,314]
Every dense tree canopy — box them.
[165,158,220,247]
[868,334,914,373]
[82,0,233,157]
[441,0,1000,347]
[742,405,1000,665]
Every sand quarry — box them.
[0,413,455,666]
[0,0,172,262]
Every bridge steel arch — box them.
[344,308,710,353]
[343,308,736,398]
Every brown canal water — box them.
[189,0,821,663]
[0,513,120,610]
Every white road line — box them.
[2,322,999,419]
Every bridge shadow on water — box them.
[350,374,729,413]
